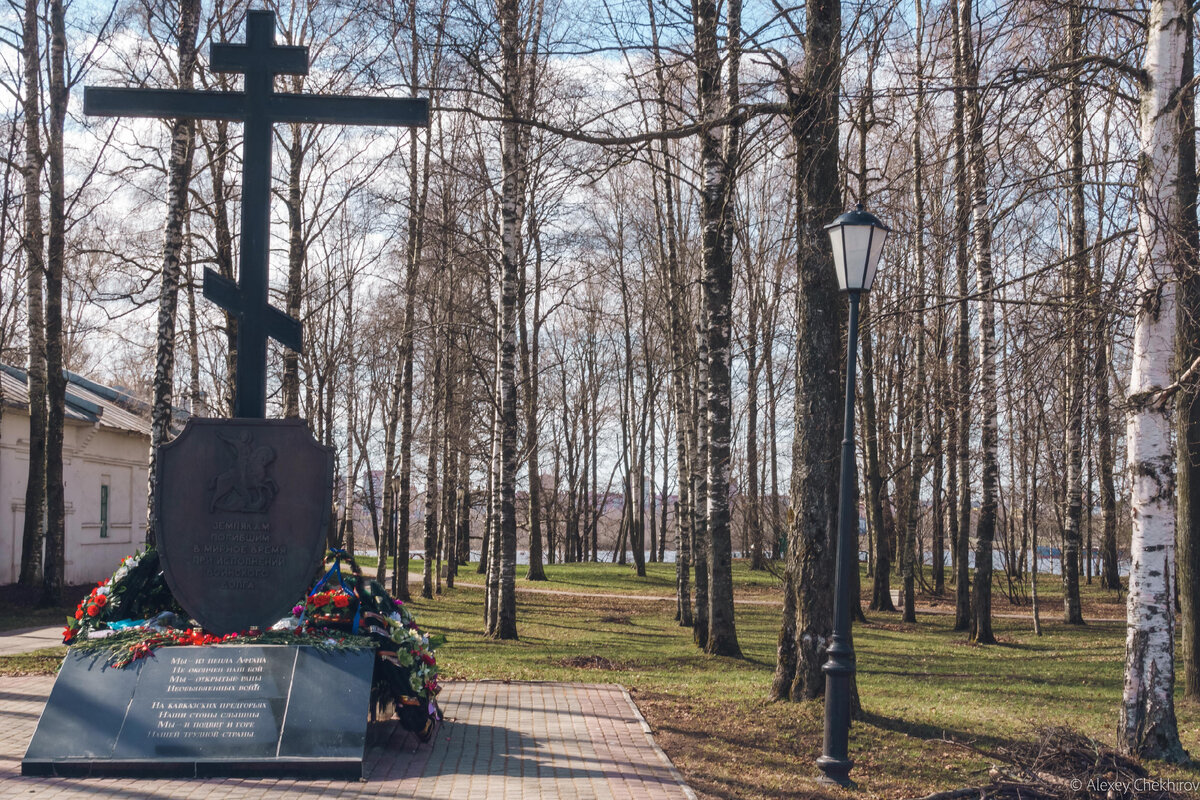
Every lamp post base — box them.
[816,755,855,788]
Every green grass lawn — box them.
[391,563,1197,799]
[1,559,1195,798]
[356,555,784,595]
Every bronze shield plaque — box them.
[156,418,334,634]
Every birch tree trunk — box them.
[487,0,522,640]
[962,0,998,646]
[18,0,46,589]
[694,0,742,658]
[146,0,200,548]
[1119,0,1189,762]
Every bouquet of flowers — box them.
[302,587,358,626]
[63,550,185,644]
[302,551,444,739]
[62,546,444,741]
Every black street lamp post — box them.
[816,204,889,788]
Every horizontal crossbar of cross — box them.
[83,89,429,127]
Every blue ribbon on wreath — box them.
[306,548,361,633]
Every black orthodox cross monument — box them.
[85,9,429,418]
[19,13,426,777]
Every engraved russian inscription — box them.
[110,647,296,760]
[190,525,286,591]
[145,655,272,741]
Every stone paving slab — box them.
[0,626,64,656]
[0,676,694,800]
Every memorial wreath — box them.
[61,547,443,741]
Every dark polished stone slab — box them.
[22,645,373,778]
[156,418,334,634]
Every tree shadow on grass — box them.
[856,708,1017,756]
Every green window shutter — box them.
[100,484,109,539]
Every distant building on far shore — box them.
[0,365,155,585]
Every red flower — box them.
[74,608,83,620]
[86,605,99,617]
[95,594,107,608]
[420,652,436,666]
[333,594,351,609]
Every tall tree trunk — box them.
[691,329,709,649]
[1119,0,1190,763]
[903,2,927,625]
[1174,0,1200,706]
[694,0,742,658]
[395,337,416,598]
[747,285,763,571]
[932,326,947,595]
[423,351,441,600]
[487,0,522,640]
[864,304,894,612]
[40,0,67,605]
[146,0,200,548]
[646,0,691,622]
[18,0,45,589]
[962,0,998,646]
[380,354,402,588]
[771,0,842,701]
[1061,0,1086,626]
[185,223,201,414]
[1097,310,1120,591]
[952,0,972,634]
[282,122,305,418]
[519,207,546,581]
[1030,415,1043,636]
[202,120,237,414]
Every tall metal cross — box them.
[85,10,429,418]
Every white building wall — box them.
[1,411,150,585]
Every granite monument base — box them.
[22,644,374,778]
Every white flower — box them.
[96,586,109,596]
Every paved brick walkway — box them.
[0,677,694,799]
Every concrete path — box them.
[0,677,695,800]
[0,626,64,656]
